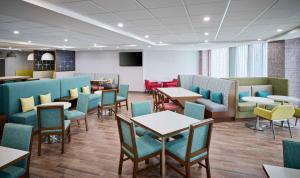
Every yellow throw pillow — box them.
[70,88,78,98]
[20,96,35,112]
[106,78,113,84]
[40,93,51,104]
[82,86,91,94]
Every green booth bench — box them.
[227,77,289,119]
[0,76,100,131]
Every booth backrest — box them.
[60,76,91,97]
[0,79,61,116]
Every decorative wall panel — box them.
[55,50,75,72]
[33,50,55,71]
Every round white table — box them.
[267,95,300,106]
[94,90,102,95]
[242,96,274,131]
[35,102,72,110]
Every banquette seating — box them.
[0,76,100,131]
[178,75,236,121]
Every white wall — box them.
[75,51,144,91]
[4,52,33,76]
[75,50,200,91]
[143,50,199,81]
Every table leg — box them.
[161,137,166,178]
[245,116,267,131]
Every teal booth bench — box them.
[0,76,100,131]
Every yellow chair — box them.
[254,105,295,139]
[295,108,300,126]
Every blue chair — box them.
[37,105,71,155]
[166,118,214,178]
[283,139,300,170]
[116,114,161,178]
[65,93,89,131]
[131,101,153,136]
[117,84,129,110]
[0,123,33,178]
[98,89,117,119]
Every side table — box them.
[54,96,77,109]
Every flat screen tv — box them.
[119,52,142,66]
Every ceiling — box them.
[0,0,300,51]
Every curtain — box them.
[248,42,267,77]
[229,45,248,77]
[209,48,229,78]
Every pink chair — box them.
[162,78,178,88]
[145,80,161,93]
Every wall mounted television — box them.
[119,52,142,66]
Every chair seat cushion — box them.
[166,137,207,162]
[135,126,157,138]
[65,110,85,120]
[41,120,71,133]
[117,96,126,102]
[0,166,26,178]
[196,98,226,112]
[164,103,177,110]
[123,135,161,159]
[9,110,37,130]
[238,102,256,112]
[89,93,100,101]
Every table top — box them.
[157,87,201,98]
[263,164,300,178]
[131,110,201,137]
[0,146,29,170]
[0,76,31,81]
[91,79,109,82]
[35,102,71,110]
[268,95,300,104]
[94,90,102,95]
[242,96,274,104]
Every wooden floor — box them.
[29,92,300,178]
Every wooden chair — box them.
[154,90,178,112]
[117,84,129,110]
[98,89,117,119]
[116,114,161,178]
[166,118,214,178]
[37,105,71,155]
[0,123,33,178]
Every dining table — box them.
[0,146,29,170]
[35,101,72,110]
[263,164,300,178]
[131,110,201,178]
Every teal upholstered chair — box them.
[0,123,33,178]
[116,114,161,178]
[283,139,300,170]
[117,84,129,110]
[166,118,214,178]
[65,93,89,131]
[37,105,71,155]
[98,89,117,119]
[131,101,153,136]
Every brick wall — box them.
[268,41,285,78]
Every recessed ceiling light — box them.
[64,39,68,42]
[159,41,163,44]
[144,35,149,38]
[204,40,208,43]
[13,30,20,34]
[277,29,283,32]
[126,44,137,47]
[203,16,210,22]
[117,23,124,27]
[204,32,209,36]
[27,40,32,43]
[257,38,262,41]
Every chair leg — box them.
[160,152,162,176]
[68,127,71,142]
[287,120,292,138]
[295,118,298,126]
[118,151,124,175]
[133,161,138,178]
[185,163,190,178]
[61,134,65,154]
[271,121,276,139]
[205,158,211,178]
[97,106,100,119]
[145,159,149,164]
[38,134,41,156]
[126,100,128,111]
[85,116,88,131]
[77,120,80,127]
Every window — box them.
[209,48,229,78]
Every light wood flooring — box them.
[29,92,300,178]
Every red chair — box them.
[145,80,161,93]
[162,78,178,88]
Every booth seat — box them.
[228,77,289,119]
[178,75,236,121]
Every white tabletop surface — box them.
[35,102,71,110]
[268,95,300,105]
[131,110,201,137]
[242,96,274,104]
[0,146,29,170]
[263,164,300,178]
[157,87,201,98]
[94,90,102,95]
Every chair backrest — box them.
[272,105,295,120]
[76,92,89,113]
[37,105,64,132]
[101,89,117,106]
[116,114,137,158]
[186,118,214,163]
[184,102,205,120]
[131,101,152,117]
[1,123,33,169]
[283,139,300,169]
[119,84,129,98]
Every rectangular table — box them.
[157,87,201,108]
[0,146,29,170]
[0,76,31,84]
[131,110,201,178]
[263,164,300,178]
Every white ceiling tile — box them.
[137,0,182,9]
[114,10,153,21]
[149,6,187,18]
[92,0,144,12]
[60,0,108,14]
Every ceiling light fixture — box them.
[94,43,106,48]
[13,30,20,34]
[41,53,54,61]
[27,53,34,61]
[64,39,68,42]
[126,44,137,47]
[277,29,283,32]
[159,41,163,44]
[117,23,124,27]
[203,16,210,22]
[204,32,209,36]
[144,35,149,38]
[204,40,208,43]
